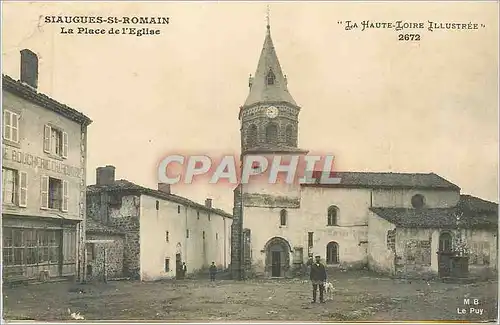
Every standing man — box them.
[310,255,327,303]
[182,262,187,279]
[209,262,217,282]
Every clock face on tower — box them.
[266,106,279,119]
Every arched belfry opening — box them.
[265,123,278,144]
[246,124,258,148]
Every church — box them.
[230,21,498,280]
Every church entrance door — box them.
[264,237,291,278]
[437,232,453,278]
[271,251,281,277]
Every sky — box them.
[2,1,499,212]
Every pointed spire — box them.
[243,9,297,107]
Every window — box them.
[265,123,278,144]
[3,228,61,266]
[165,231,169,243]
[411,194,425,209]
[246,124,258,148]
[41,176,68,211]
[165,258,170,272]
[3,228,13,266]
[43,125,68,158]
[266,69,276,85]
[285,125,294,146]
[86,243,96,262]
[326,243,340,264]
[155,200,160,210]
[208,213,211,222]
[308,232,314,248]
[197,211,200,219]
[2,168,27,207]
[327,206,338,226]
[2,168,17,205]
[177,205,181,214]
[202,231,205,239]
[280,209,287,226]
[216,233,218,240]
[3,110,20,143]
[186,229,190,238]
[439,232,452,252]
[326,241,339,265]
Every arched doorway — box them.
[437,232,453,278]
[326,241,339,265]
[264,237,291,278]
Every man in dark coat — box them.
[182,262,187,279]
[209,262,217,281]
[309,255,327,303]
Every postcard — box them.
[1,1,498,322]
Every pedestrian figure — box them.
[310,255,327,303]
[182,262,187,279]
[209,262,217,282]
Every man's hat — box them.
[315,255,321,258]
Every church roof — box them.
[459,194,499,213]
[243,25,297,107]
[370,205,498,230]
[302,171,460,190]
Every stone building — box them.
[86,218,125,281]
[230,23,498,280]
[2,49,92,283]
[86,165,233,281]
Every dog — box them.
[324,281,335,301]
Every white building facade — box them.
[87,166,232,281]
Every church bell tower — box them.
[239,18,304,156]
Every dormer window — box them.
[266,70,275,85]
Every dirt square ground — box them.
[3,271,498,322]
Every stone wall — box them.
[86,233,125,281]
[231,185,243,279]
[87,191,141,279]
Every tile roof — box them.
[2,74,92,126]
[87,179,232,218]
[459,194,499,213]
[86,218,125,235]
[370,203,498,230]
[302,171,460,190]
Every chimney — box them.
[205,198,212,208]
[158,183,171,194]
[96,165,116,186]
[20,49,39,89]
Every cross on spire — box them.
[266,5,270,29]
